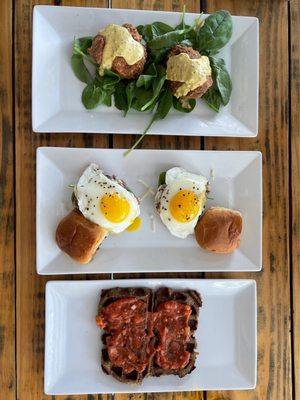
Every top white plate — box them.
[32,6,259,137]
[36,147,262,274]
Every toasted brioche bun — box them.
[56,209,108,264]
[194,207,242,254]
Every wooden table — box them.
[0,0,299,399]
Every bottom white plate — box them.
[45,279,257,394]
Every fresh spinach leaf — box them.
[73,37,93,54]
[202,86,222,112]
[125,82,136,116]
[71,37,95,83]
[136,63,157,89]
[102,91,113,107]
[148,28,191,51]
[173,97,196,113]
[136,24,144,35]
[209,56,232,105]
[152,21,174,36]
[158,171,166,186]
[138,22,174,42]
[71,54,93,84]
[140,65,166,111]
[114,81,127,111]
[82,84,105,109]
[154,88,173,119]
[195,10,232,53]
[132,87,156,111]
[101,70,121,90]
[124,90,173,156]
[73,37,96,66]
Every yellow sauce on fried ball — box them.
[99,24,144,76]
[166,53,212,98]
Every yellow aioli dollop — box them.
[98,24,144,76]
[126,217,142,232]
[166,53,211,98]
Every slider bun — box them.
[56,209,108,264]
[194,207,242,254]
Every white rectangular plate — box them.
[36,147,262,274]
[45,279,257,394]
[32,6,259,137]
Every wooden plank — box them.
[203,0,292,399]
[14,0,110,399]
[0,0,15,399]
[290,1,300,399]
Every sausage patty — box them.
[88,24,147,80]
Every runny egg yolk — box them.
[169,189,199,223]
[100,193,130,223]
[126,217,142,232]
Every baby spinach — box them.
[148,28,192,51]
[82,84,105,109]
[173,97,196,113]
[124,89,173,156]
[138,21,174,42]
[71,54,93,84]
[136,63,157,89]
[99,70,121,90]
[114,81,127,111]
[202,86,222,112]
[73,37,93,55]
[140,65,166,111]
[152,21,174,36]
[125,82,136,116]
[195,10,232,53]
[202,56,232,111]
[209,56,232,105]
[72,37,96,66]
[71,37,95,84]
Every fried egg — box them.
[155,167,208,239]
[74,164,140,234]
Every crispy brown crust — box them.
[167,44,213,100]
[56,209,108,264]
[194,207,243,254]
[122,23,142,42]
[167,44,201,60]
[111,49,146,79]
[87,24,147,79]
[87,34,105,65]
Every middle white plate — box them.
[36,147,262,274]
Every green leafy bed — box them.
[71,10,233,155]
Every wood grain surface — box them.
[203,1,292,400]
[290,1,300,399]
[0,1,15,399]
[0,0,297,399]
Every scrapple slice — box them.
[151,287,202,378]
[96,287,154,384]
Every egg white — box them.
[155,167,208,239]
[74,164,140,234]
